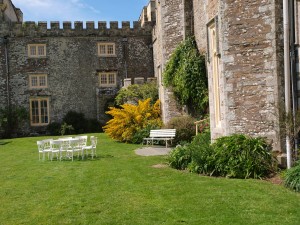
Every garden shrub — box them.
[168,144,192,170]
[62,111,103,134]
[168,133,276,179]
[0,106,28,138]
[164,115,197,145]
[168,131,212,172]
[46,122,61,135]
[86,118,103,133]
[103,98,162,143]
[131,122,161,144]
[63,111,87,134]
[186,131,214,174]
[60,122,74,136]
[115,82,159,106]
[284,161,300,192]
[211,134,276,179]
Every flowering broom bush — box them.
[103,98,162,143]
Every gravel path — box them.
[135,146,172,156]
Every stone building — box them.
[152,0,300,163]
[0,0,154,135]
[193,0,285,152]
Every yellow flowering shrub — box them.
[103,98,162,142]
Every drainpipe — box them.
[283,0,292,169]
[289,0,298,160]
[122,37,128,79]
[3,37,10,109]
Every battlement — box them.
[1,20,154,37]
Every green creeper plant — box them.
[163,36,208,116]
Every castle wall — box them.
[153,0,189,123]
[193,1,285,151]
[0,0,21,22]
[0,20,154,134]
[213,0,284,151]
[0,39,7,109]
[193,0,217,52]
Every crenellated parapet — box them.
[0,20,154,37]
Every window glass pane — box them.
[100,74,107,84]
[30,46,36,56]
[31,100,39,124]
[39,76,46,87]
[108,74,115,84]
[99,45,106,55]
[38,46,45,56]
[41,100,48,124]
[31,76,38,87]
[107,45,114,55]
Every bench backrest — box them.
[149,129,176,138]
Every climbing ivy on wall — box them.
[163,37,208,116]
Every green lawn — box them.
[0,133,299,225]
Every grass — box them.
[0,133,300,225]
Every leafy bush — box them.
[131,122,161,144]
[103,98,162,143]
[46,122,61,135]
[284,161,300,192]
[63,111,86,134]
[164,116,197,145]
[211,134,276,179]
[163,36,208,116]
[115,82,159,106]
[60,122,74,136]
[0,106,28,138]
[168,145,192,170]
[86,118,103,133]
[186,131,214,174]
[168,133,276,179]
[168,131,212,172]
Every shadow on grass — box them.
[0,141,11,145]
[48,154,115,162]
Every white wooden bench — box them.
[143,129,176,148]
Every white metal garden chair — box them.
[41,139,53,160]
[82,136,98,159]
[37,141,45,160]
[58,137,73,159]
[49,140,62,161]
[67,138,83,161]
[78,135,88,148]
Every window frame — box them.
[29,74,48,89]
[98,72,117,87]
[97,42,116,57]
[29,97,50,126]
[28,44,47,58]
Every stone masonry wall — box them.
[217,0,284,151]
[193,0,218,52]
[0,41,7,109]
[0,20,154,134]
[193,0,284,151]
[0,0,21,22]
[153,0,188,123]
